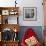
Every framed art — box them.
[23,7,37,21]
[2,10,9,15]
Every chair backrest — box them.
[21,28,36,46]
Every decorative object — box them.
[15,0,17,7]
[2,10,9,15]
[9,10,18,15]
[23,7,37,21]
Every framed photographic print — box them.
[23,7,37,21]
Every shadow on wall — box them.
[18,26,43,44]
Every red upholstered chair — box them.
[21,28,41,46]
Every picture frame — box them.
[2,10,9,15]
[23,7,37,21]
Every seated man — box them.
[21,28,41,46]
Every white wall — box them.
[19,0,44,26]
[0,0,44,26]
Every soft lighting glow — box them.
[14,29,17,32]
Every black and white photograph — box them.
[23,7,37,21]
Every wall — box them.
[0,0,44,26]
[18,0,44,26]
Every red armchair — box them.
[21,28,41,46]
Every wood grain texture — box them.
[0,24,19,32]
[0,7,19,46]
[1,41,19,46]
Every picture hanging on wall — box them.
[23,7,37,21]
